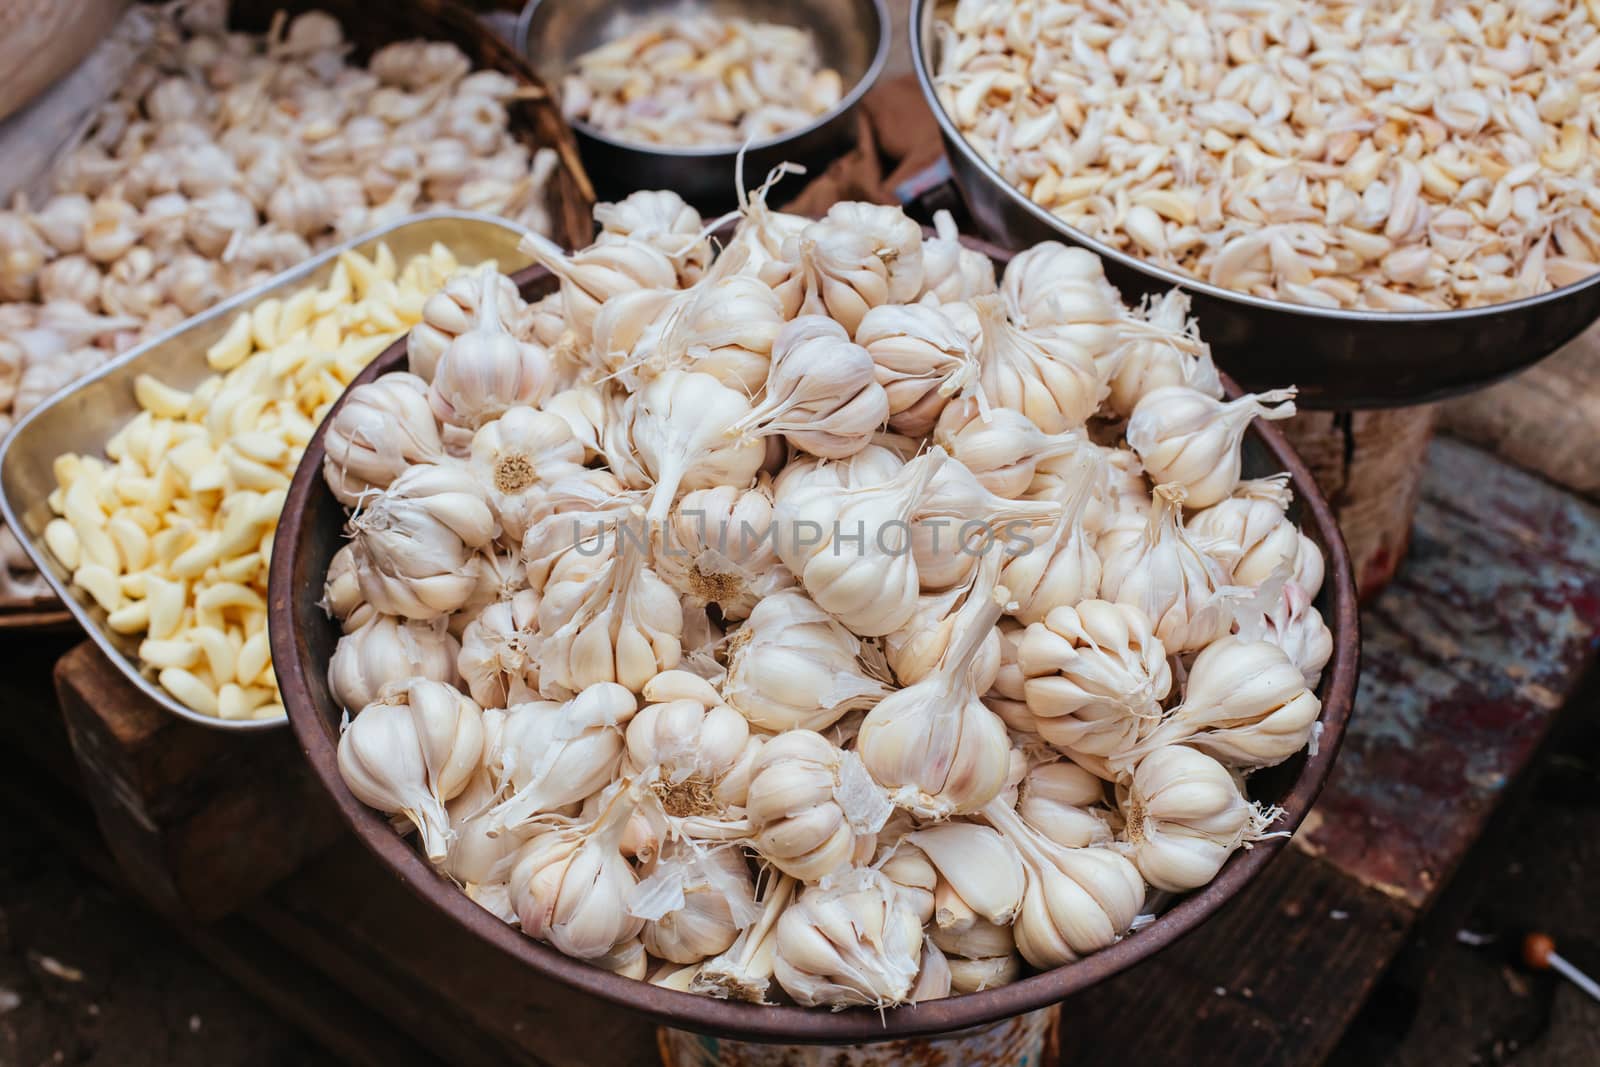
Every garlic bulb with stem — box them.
[761,200,924,335]
[468,407,586,546]
[594,189,711,285]
[1000,452,1103,625]
[1117,637,1322,773]
[1016,600,1172,761]
[337,678,485,862]
[774,450,946,637]
[729,316,890,460]
[691,870,797,1003]
[1098,483,1247,653]
[882,574,1003,690]
[918,209,997,304]
[744,730,892,882]
[518,229,679,348]
[856,546,1013,819]
[456,588,541,708]
[329,612,460,713]
[858,302,980,438]
[509,779,647,960]
[485,682,638,834]
[722,590,891,733]
[1126,386,1298,509]
[772,866,924,1009]
[972,294,1105,434]
[323,373,446,507]
[1103,290,1222,417]
[1000,241,1125,334]
[428,267,553,430]
[909,458,1060,593]
[1188,476,1326,596]
[933,399,1084,500]
[407,268,523,383]
[980,796,1145,968]
[1116,744,1278,893]
[628,370,766,523]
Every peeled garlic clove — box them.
[772,867,923,1009]
[1126,386,1297,508]
[744,730,891,882]
[329,612,460,713]
[1117,744,1274,892]
[429,267,553,430]
[1017,600,1171,759]
[1120,637,1321,772]
[908,821,1026,926]
[323,373,446,507]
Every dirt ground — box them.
[2,700,1595,1067]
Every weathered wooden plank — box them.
[1441,323,1600,502]
[52,641,342,922]
[1056,849,1412,1067]
[1297,436,1600,907]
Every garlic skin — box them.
[625,670,751,816]
[429,267,553,430]
[918,210,997,304]
[510,783,645,960]
[858,302,980,437]
[457,589,541,708]
[1017,600,1172,759]
[1017,762,1114,849]
[323,373,447,507]
[744,731,892,882]
[1120,638,1322,773]
[347,463,497,620]
[857,548,1013,819]
[773,868,924,1010]
[723,590,890,732]
[468,408,586,546]
[632,841,758,965]
[907,822,1026,927]
[329,612,460,713]
[1126,386,1297,508]
[486,683,639,832]
[1118,744,1270,892]
[656,477,793,621]
[733,316,890,460]
[983,798,1145,968]
[1098,484,1244,653]
[337,679,485,861]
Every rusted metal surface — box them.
[1297,436,1600,908]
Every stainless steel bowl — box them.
[518,0,889,212]
[0,212,534,731]
[911,0,1600,410]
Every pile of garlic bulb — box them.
[320,182,1333,1010]
[0,4,559,442]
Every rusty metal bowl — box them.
[270,258,1359,1042]
[516,0,889,212]
[910,0,1600,410]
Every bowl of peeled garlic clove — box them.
[516,0,889,210]
[269,194,1360,1043]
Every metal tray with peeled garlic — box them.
[0,212,535,731]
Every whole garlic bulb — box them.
[625,670,752,815]
[732,316,890,460]
[909,459,1060,592]
[323,373,447,507]
[1098,484,1244,653]
[632,841,758,965]
[519,230,679,347]
[857,548,1013,819]
[429,267,553,430]
[1241,581,1333,688]
[486,682,639,832]
[1000,242,1124,339]
[773,868,924,1009]
[663,273,783,395]
[37,255,102,307]
[723,590,890,732]
[337,678,485,861]
[1103,290,1222,417]
[1126,386,1297,508]
[457,588,541,708]
[468,407,586,545]
[818,201,926,304]
[983,795,1145,968]
[857,302,980,437]
[594,189,711,285]
[1188,477,1326,596]
[882,576,1003,690]
[1000,453,1102,624]
[917,209,997,304]
[30,195,91,255]
[933,401,1081,500]
[1119,637,1321,772]
[187,190,258,258]
[656,477,793,621]
[744,731,892,882]
[1117,744,1271,892]
[972,294,1105,434]
[1016,600,1172,759]
[626,370,765,522]
[347,462,497,619]
[329,612,460,713]
[407,268,523,383]
[510,782,645,959]
[1017,762,1114,848]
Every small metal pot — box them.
[910,0,1600,410]
[517,0,889,212]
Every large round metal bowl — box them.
[270,259,1359,1044]
[911,0,1600,410]
[517,0,889,212]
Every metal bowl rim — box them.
[516,0,891,161]
[271,269,1361,1043]
[0,210,529,733]
[909,0,1600,324]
